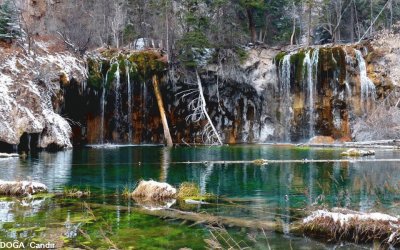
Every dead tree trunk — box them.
[196,71,223,145]
[152,75,173,147]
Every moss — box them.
[290,50,306,86]
[87,58,103,89]
[128,51,167,82]
[274,51,287,67]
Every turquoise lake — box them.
[1,145,400,249]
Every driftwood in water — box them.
[0,180,47,196]
[86,202,294,233]
[340,148,375,157]
[174,158,400,165]
[86,203,399,246]
[0,153,19,158]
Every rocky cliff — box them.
[0,33,399,151]
[0,39,85,152]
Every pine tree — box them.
[0,0,20,41]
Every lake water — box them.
[1,145,400,249]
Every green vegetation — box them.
[87,50,167,89]
[0,0,20,41]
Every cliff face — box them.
[0,39,86,152]
[0,33,398,151]
[60,37,396,146]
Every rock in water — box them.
[0,180,48,196]
[340,148,375,157]
[131,180,177,200]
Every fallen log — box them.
[340,148,375,157]
[86,202,296,233]
[87,202,400,247]
[0,153,19,158]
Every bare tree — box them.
[177,71,223,145]
[111,1,126,48]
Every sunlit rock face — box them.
[0,39,86,152]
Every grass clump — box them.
[177,182,201,200]
[302,209,400,246]
[252,159,268,166]
[63,186,91,198]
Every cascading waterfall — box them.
[100,64,107,144]
[126,60,133,143]
[114,62,121,136]
[279,54,292,141]
[355,50,376,114]
[303,49,319,138]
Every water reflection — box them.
[0,150,72,191]
[1,146,400,216]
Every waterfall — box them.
[114,63,121,136]
[279,54,292,141]
[142,81,147,142]
[126,61,133,143]
[355,50,376,113]
[303,49,319,139]
[100,64,107,144]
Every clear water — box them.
[1,145,400,249]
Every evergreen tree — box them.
[0,0,20,41]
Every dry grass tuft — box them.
[131,180,177,201]
[252,159,268,166]
[63,186,91,198]
[302,209,400,246]
[0,180,47,196]
[177,182,200,200]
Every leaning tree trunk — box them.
[152,75,173,147]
